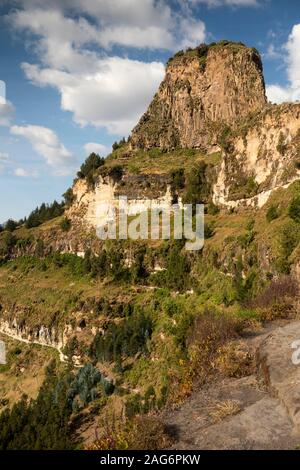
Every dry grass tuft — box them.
[214,341,254,378]
[209,400,241,422]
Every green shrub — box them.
[60,217,71,232]
[77,152,104,180]
[170,168,185,190]
[266,204,279,222]
[288,195,300,223]
[204,222,215,239]
[25,201,64,228]
[63,187,75,207]
[277,132,286,155]
[89,309,153,362]
[277,221,300,273]
[207,202,220,215]
[183,161,211,205]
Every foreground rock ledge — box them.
[257,321,300,432]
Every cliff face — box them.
[66,42,300,225]
[68,174,177,230]
[131,42,267,151]
[213,103,300,208]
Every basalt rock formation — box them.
[131,41,267,151]
[213,103,300,208]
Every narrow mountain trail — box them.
[0,328,67,363]
[164,320,300,450]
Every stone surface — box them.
[164,321,300,450]
[68,176,180,230]
[131,42,267,151]
[257,321,300,432]
[213,104,300,208]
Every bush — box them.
[266,204,279,222]
[112,138,126,151]
[25,201,64,228]
[165,244,190,291]
[207,202,220,215]
[204,222,214,239]
[218,125,233,152]
[288,196,300,223]
[89,309,153,362]
[87,414,174,450]
[248,276,298,318]
[183,161,211,205]
[0,232,16,256]
[277,221,300,272]
[4,219,18,232]
[107,165,123,182]
[170,168,185,190]
[186,309,241,385]
[63,188,75,207]
[77,153,104,180]
[60,217,71,232]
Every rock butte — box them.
[68,41,300,230]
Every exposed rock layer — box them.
[131,43,267,151]
[213,103,300,208]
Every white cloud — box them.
[9,1,199,53]
[265,44,282,60]
[177,18,206,50]
[0,100,14,126]
[8,3,177,134]
[14,167,39,178]
[6,1,211,135]
[10,125,75,175]
[22,58,165,135]
[191,0,260,6]
[266,24,300,104]
[84,142,110,157]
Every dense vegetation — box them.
[2,152,300,450]
[0,361,113,450]
[77,152,105,188]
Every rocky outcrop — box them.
[0,318,66,361]
[257,321,300,432]
[213,103,300,208]
[164,321,300,450]
[68,175,182,231]
[131,42,267,151]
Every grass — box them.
[0,256,138,328]
[0,333,58,409]
[105,147,221,175]
[209,400,241,422]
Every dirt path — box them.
[0,328,67,363]
[164,320,300,450]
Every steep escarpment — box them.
[68,173,176,231]
[213,103,300,208]
[67,41,299,224]
[131,41,267,151]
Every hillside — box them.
[1,40,300,450]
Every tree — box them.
[25,201,64,228]
[77,153,104,179]
[63,188,75,207]
[288,196,300,223]
[183,161,210,205]
[5,219,18,232]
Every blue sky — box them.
[0,0,300,223]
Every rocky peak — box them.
[130,41,267,151]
